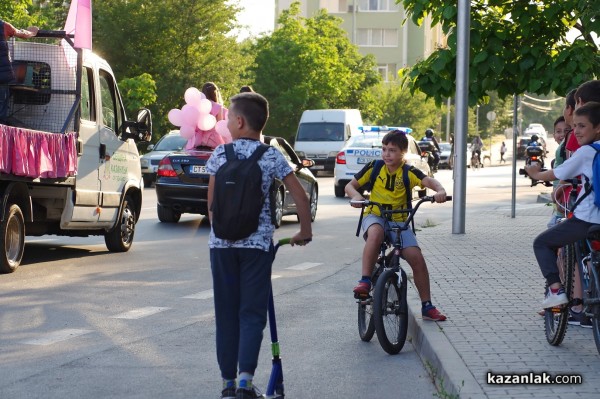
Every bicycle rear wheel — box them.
[589,267,600,355]
[545,243,574,345]
[373,268,408,355]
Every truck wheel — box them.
[157,205,181,223]
[0,204,25,273]
[334,184,345,198]
[105,195,136,252]
[143,175,153,188]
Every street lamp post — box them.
[476,105,480,136]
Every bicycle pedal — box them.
[354,292,370,300]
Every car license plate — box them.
[312,165,324,170]
[357,157,375,164]
[191,165,207,174]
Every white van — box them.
[293,109,363,174]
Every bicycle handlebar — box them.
[350,195,452,237]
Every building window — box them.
[376,64,397,82]
[357,29,398,47]
[320,0,349,13]
[357,0,399,11]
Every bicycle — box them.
[351,195,451,354]
[544,179,600,354]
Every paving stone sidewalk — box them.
[405,204,600,399]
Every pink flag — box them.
[64,0,92,50]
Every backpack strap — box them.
[248,143,270,162]
[401,163,415,234]
[224,143,235,162]
[368,159,385,191]
[571,143,600,213]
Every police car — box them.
[333,126,431,197]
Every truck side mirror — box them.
[123,108,152,142]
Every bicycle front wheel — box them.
[358,296,375,342]
[373,268,408,354]
[545,243,574,345]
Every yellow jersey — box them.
[355,161,426,222]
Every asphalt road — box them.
[1,176,451,399]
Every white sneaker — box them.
[541,288,568,308]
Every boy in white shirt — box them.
[525,102,600,308]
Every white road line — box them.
[183,289,214,300]
[271,275,281,280]
[110,307,171,319]
[20,329,93,346]
[286,262,322,271]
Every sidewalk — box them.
[406,204,600,399]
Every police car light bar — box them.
[358,126,413,134]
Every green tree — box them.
[118,73,158,115]
[94,0,250,141]
[400,0,599,105]
[369,83,442,137]
[249,2,380,141]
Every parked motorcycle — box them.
[519,144,552,187]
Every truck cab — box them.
[0,30,151,273]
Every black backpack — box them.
[211,143,270,241]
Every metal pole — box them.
[511,95,519,218]
[452,0,470,234]
[446,97,451,142]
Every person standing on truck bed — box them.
[0,20,38,125]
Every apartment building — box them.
[275,0,444,81]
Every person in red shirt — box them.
[0,20,38,124]
[565,80,600,154]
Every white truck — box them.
[293,109,363,175]
[0,30,151,273]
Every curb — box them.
[407,282,486,399]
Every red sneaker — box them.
[422,306,447,321]
[353,281,371,297]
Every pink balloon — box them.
[168,108,183,126]
[198,114,217,131]
[179,125,195,139]
[215,119,229,135]
[181,104,200,127]
[184,87,205,106]
[198,98,212,114]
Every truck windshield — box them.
[296,122,344,141]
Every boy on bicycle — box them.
[525,102,600,308]
[345,130,449,321]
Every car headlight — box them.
[140,159,149,167]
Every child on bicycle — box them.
[525,102,600,308]
[345,130,449,321]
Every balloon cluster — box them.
[167,87,231,144]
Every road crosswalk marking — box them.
[20,329,93,345]
[286,262,322,271]
[110,307,171,319]
[183,289,214,299]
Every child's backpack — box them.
[211,143,269,241]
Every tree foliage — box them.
[118,73,157,115]
[249,2,381,141]
[369,83,441,136]
[93,0,250,140]
[400,0,600,105]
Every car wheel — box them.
[105,195,136,252]
[309,185,318,222]
[334,184,345,198]
[273,188,284,228]
[157,205,181,223]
